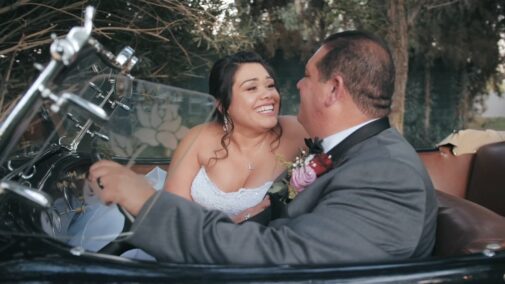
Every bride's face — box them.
[227,63,280,132]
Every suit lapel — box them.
[285,119,391,217]
[267,117,391,222]
[326,117,390,169]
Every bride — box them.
[164,51,307,223]
[86,52,306,260]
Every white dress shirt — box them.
[321,118,379,153]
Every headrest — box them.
[466,141,505,216]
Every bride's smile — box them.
[228,63,280,131]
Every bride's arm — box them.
[163,124,206,200]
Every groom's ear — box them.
[324,75,344,107]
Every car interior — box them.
[128,140,505,259]
[418,141,505,257]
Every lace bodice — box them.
[191,167,272,216]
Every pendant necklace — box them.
[246,137,267,171]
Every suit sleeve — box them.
[128,158,434,265]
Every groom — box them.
[89,30,437,264]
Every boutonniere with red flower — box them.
[288,138,333,198]
[268,137,334,202]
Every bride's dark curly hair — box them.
[208,51,283,164]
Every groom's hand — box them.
[88,160,156,216]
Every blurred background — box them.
[0,0,504,148]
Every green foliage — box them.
[468,116,505,130]
[403,0,505,146]
[232,0,505,147]
[1,0,503,149]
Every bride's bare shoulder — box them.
[278,115,307,139]
[277,116,307,156]
[185,122,223,144]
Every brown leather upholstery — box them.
[433,190,505,256]
[418,146,474,198]
[466,142,505,216]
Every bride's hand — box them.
[231,196,271,224]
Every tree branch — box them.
[23,1,85,22]
[0,0,31,15]
[407,2,424,28]
[426,0,460,10]
[0,34,25,112]
[167,28,191,65]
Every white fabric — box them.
[121,247,157,261]
[191,167,272,216]
[66,199,125,252]
[120,167,167,261]
[44,166,271,261]
[144,166,167,190]
[42,182,125,253]
[122,166,272,261]
[321,118,378,153]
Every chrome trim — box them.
[0,181,53,208]
[0,6,96,159]
[20,165,36,180]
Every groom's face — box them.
[296,46,334,136]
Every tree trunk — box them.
[458,70,470,129]
[423,60,431,136]
[386,0,408,134]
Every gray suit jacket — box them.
[129,128,437,265]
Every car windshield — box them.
[0,52,216,254]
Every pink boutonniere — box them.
[288,150,333,198]
[268,137,334,202]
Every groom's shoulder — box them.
[350,128,411,155]
[347,128,424,171]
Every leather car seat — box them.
[433,190,505,256]
[418,146,473,198]
[466,142,505,217]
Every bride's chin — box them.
[264,119,279,130]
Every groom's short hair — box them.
[318,31,395,118]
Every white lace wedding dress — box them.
[121,166,272,261]
[191,167,272,216]
[47,166,272,261]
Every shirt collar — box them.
[321,118,379,153]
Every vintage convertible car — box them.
[1,7,504,283]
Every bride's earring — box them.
[223,115,231,133]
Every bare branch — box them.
[23,1,86,22]
[0,24,57,56]
[407,2,424,28]
[0,0,253,115]
[0,0,31,15]
[0,37,53,56]
[95,26,172,43]
[426,0,460,10]
[0,34,25,112]
[167,28,191,65]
